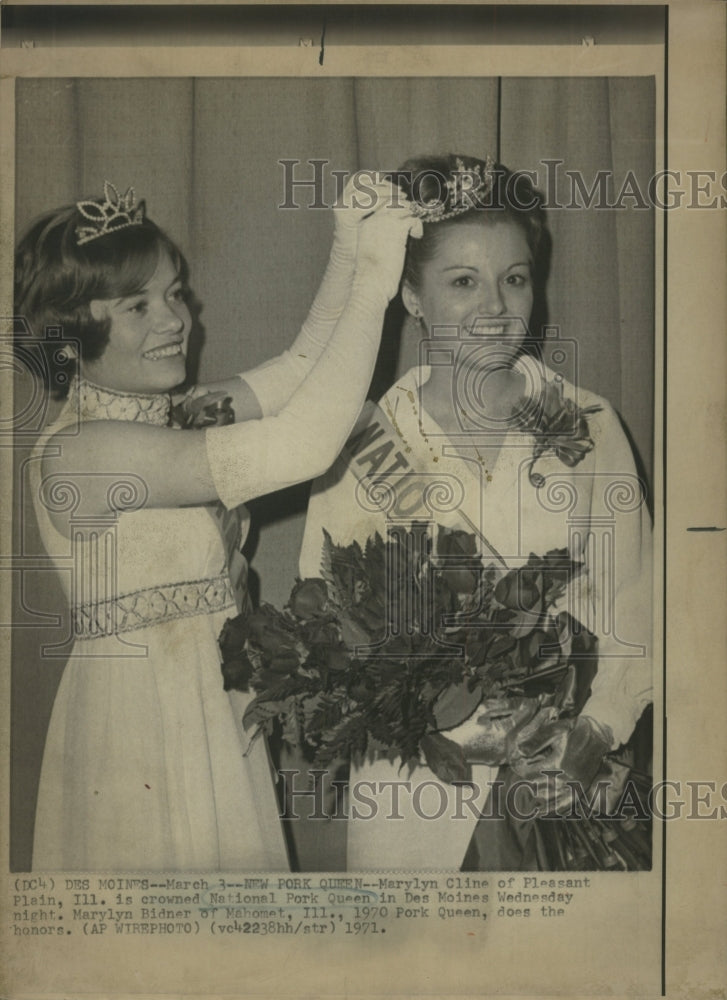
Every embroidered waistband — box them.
[73,574,236,639]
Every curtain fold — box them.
[15,78,79,227]
[190,78,358,378]
[502,78,623,404]
[501,76,654,479]
[353,77,499,169]
[608,77,656,482]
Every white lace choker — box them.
[69,375,171,426]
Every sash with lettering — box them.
[340,398,505,567]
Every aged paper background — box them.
[1,2,725,997]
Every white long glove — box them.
[206,200,422,508]
[240,175,395,417]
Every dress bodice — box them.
[31,377,248,635]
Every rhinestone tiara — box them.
[408,156,496,223]
[75,181,145,246]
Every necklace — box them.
[68,375,171,427]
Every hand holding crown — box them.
[352,184,423,303]
[333,173,402,241]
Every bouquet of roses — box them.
[219,525,599,784]
[219,526,652,870]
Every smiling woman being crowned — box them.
[299,154,653,871]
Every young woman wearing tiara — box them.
[17,178,422,871]
[300,153,653,870]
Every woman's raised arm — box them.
[193,176,399,422]
[42,200,421,527]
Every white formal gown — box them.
[30,378,289,871]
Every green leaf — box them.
[432,681,483,730]
[242,697,286,731]
[306,693,345,735]
[339,613,373,649]
[420,733,472,784]
[281,695,303,747]
[313,713,368,768]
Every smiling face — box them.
[403,217,534,367]
[84,250,191,394]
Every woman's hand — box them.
[443,696,542,766]
[333,174,407,250]
[353,190,423,303]
[505,711,614,813]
